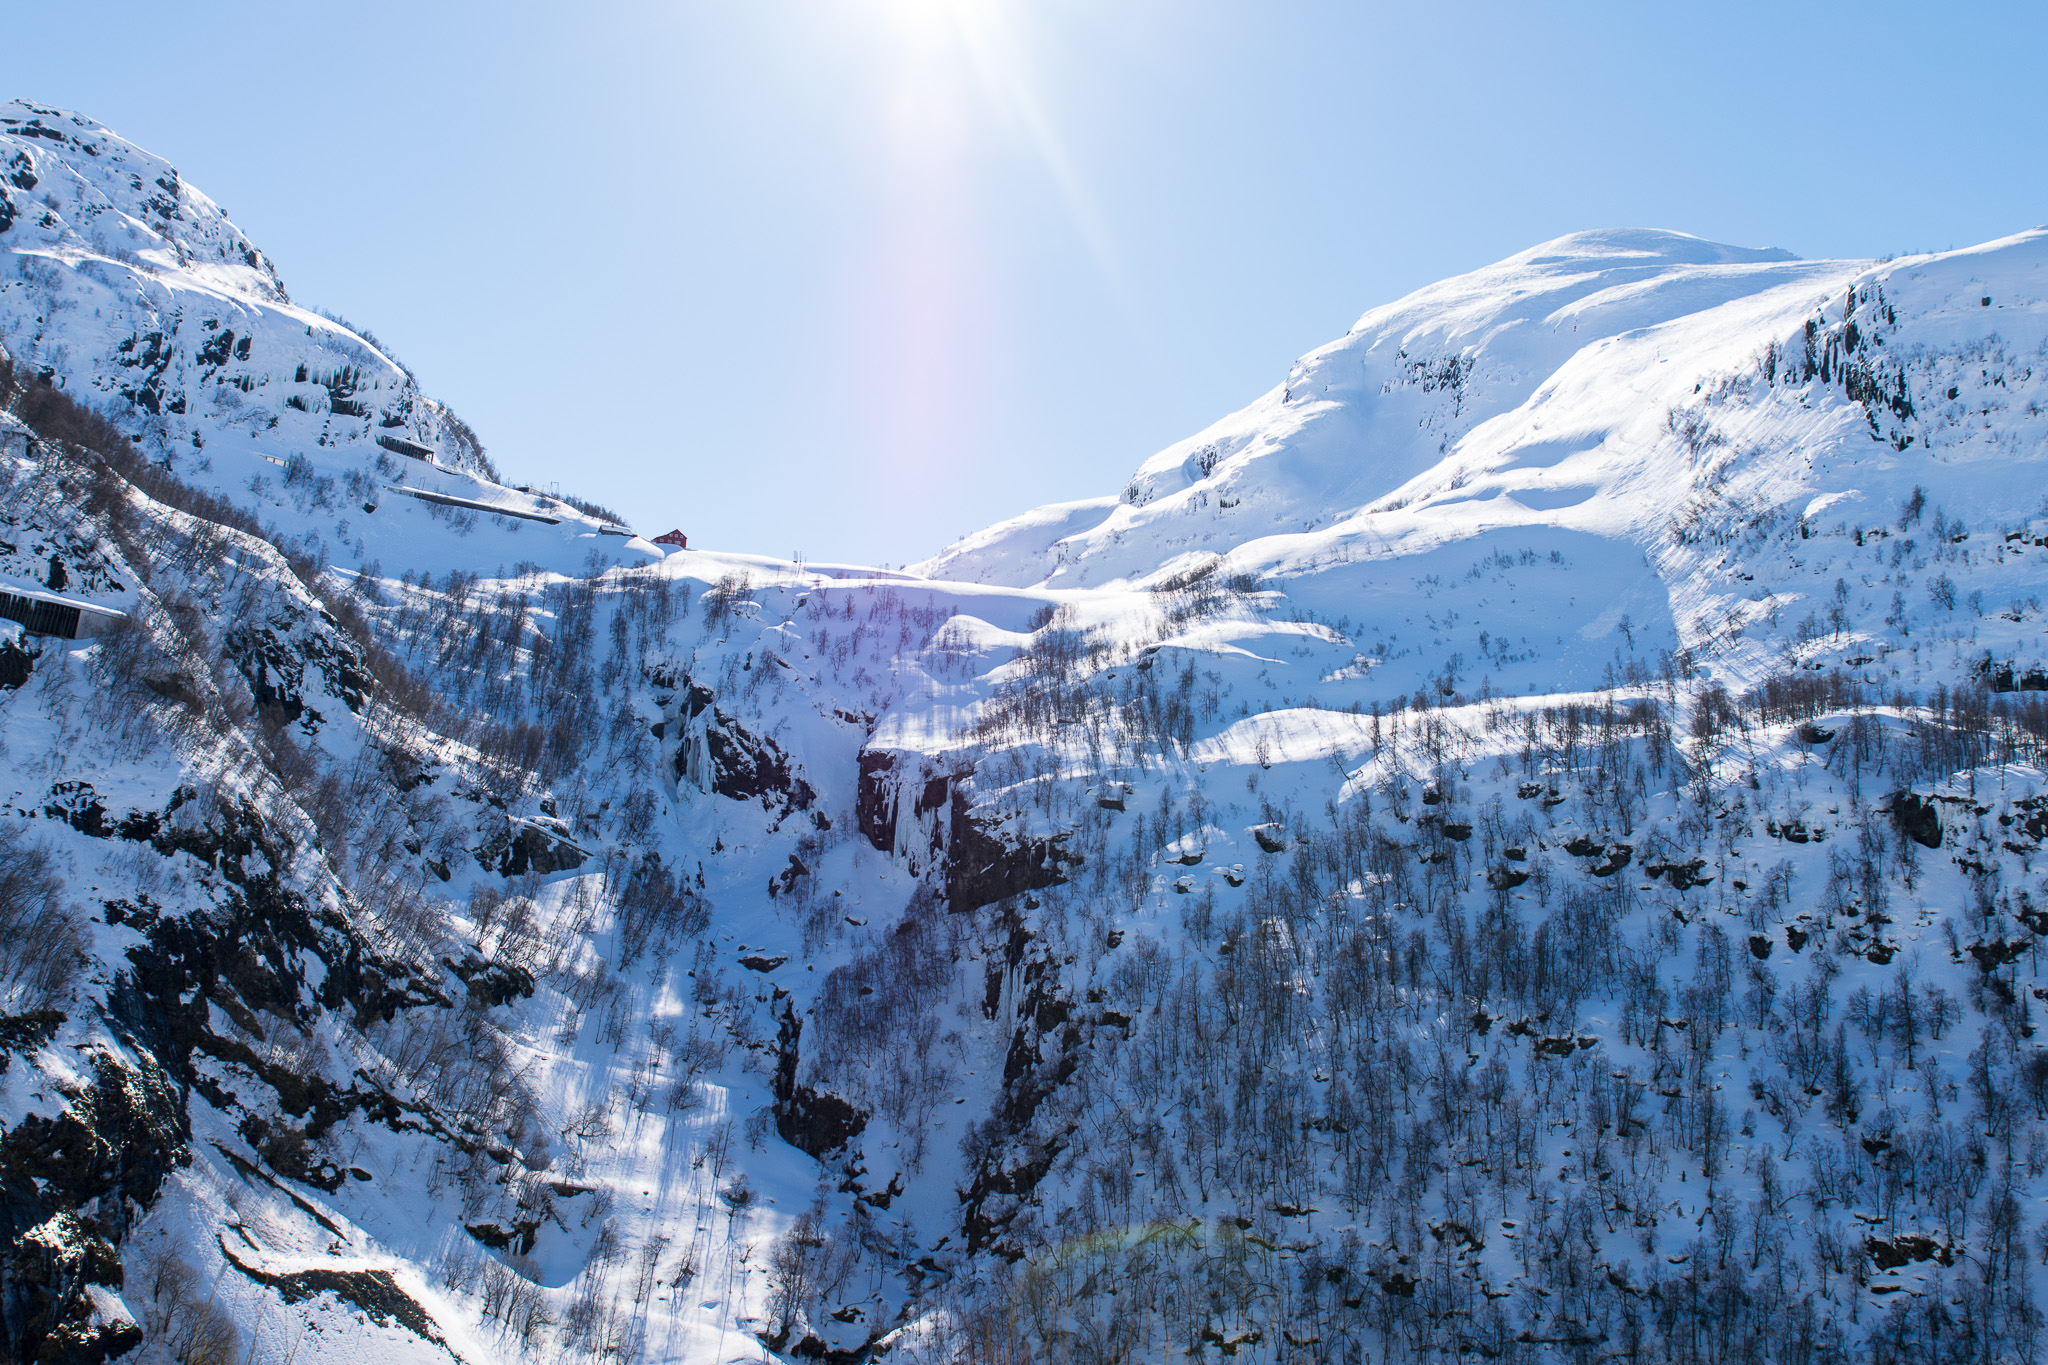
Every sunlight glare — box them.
[863,0,1127,306]
[877,0,978,41]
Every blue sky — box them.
[6,2,2044,565]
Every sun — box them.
[857,0,1126,301]
[875,0,980,46]
[882,0,974,27]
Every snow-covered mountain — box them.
[922,226,2045,589]
[6,104,2048,1365]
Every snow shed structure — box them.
[375,433,437,461]
[0,585,127,639]
[385,484,562,524]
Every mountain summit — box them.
[921,225,2045,600]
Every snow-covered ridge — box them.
[0,100,493,480]
[918,225,2048,598]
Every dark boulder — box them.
[0,636,32,689]
[443,954,535,1009]
[1645,857,1711,890]
[501,819,586,877]
[1888,791,1943,849]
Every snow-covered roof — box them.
[0,578,128,619]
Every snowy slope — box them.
[0,99,493,479]
[9,103,2048,1365]
[918,227,2046,597]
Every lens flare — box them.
[842,0,1127,513]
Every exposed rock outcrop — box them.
[476,814,587,878]
[1890,791,1944,849]
[673,679,816,817]
[856,752,1077,910]
[0,1049,185,1364]
[771,1003,867,1159]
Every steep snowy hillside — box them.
[0,100,494,480]
[8,104,2048,1365]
